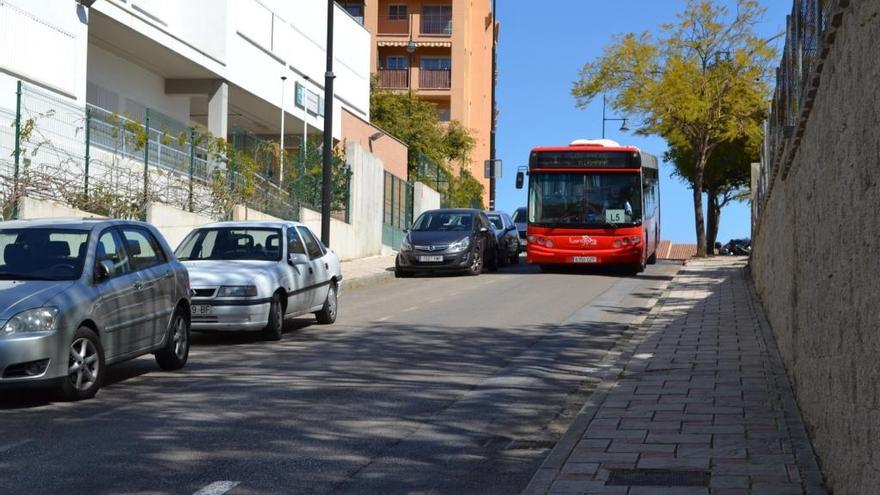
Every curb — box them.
[521,274,677,495]
[342,270,395,291]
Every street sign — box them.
[484,159,502,179]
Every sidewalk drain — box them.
[605,469,709,487]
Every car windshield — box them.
[0,228,90,281]
[411,212,473,232]
[529,172,643,227]
[176,228,283,261]
[487,214,504,230]
[511,207,527,224]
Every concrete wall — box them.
[145,202,213,250]
[413,181,441,218]
[750,3,880,494]
[300,142,384,261]
[16,197,104,220]
[231,205,281,222]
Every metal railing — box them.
[419,69,451,89]
[754,0,834,224]
[2,80,353,223]
[382,171,413,249]
[420,15,452,35]
[377,68,409,89]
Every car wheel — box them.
[466,246,483,276]
[155,306,190,371]
[647,251,657,265]
[60,327,105,401]
[262,293,284,341]
[497,246,508,267]
[487,247,499,273]
[394,262,412,278]
[315,282,338,325]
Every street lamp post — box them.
[302,75,310,157]
[279,75,286,185]
[489,0,497,210]
[321,0,336,246]
[601,93,629,138]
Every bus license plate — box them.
[418,255,444,262]
[192,305,213,316]
[572,256,597,264]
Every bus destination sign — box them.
[530,151,640,169]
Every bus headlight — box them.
[613,240,622,249]
[545,239,554,248]
[630,236,641,245]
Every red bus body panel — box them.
[526,144,660,267]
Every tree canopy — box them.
[572,0,775,255]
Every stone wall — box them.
[750,3,880,494]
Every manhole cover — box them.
[606,469,710,487]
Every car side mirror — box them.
[515,171,525,189]
[95,260,114,281]
[288,253,310,266]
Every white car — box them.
[175,221,342,340]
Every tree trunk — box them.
[706,192,720,255]
[692,153,707,257]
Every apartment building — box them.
[343,0,497,205]
[0,0,372,165]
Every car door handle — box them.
[324,262,329,269]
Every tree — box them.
[666,137,755,253]
[370,84,482,206]
[572,0,775,256]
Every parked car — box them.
[722,238,752,256]
[395,209,499,277]
[512,206,528,252]
[486,211,520,266]
[176,221,342,340]
[0,218,191,400]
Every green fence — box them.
[2,80,352,223]
[411,151,450,207]
[382,171,413,249]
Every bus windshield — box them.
[529,172,642,227]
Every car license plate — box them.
[418,255,444,262]
[572,256,598,263]
[191,304,212,316]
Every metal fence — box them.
[2,80,352,223]
[382,171,413,249]
[756,0,834,217]
[411,151,449,207]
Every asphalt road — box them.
[0,259,680,495]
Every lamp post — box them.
[321,0,336,246]
[489,0,497,210]
[302,75,310,157]
[406,13,416,93]
[601,93,629,138]
[279,75,286,185]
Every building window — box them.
[420,57,451,70]
[388,5,408,21]
[422,5,452,34]
[386,56,408,70]
[437,108,451,121]
[340,3,364,24]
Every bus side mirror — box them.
[515,171,524,189]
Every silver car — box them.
[176,221,342,340]
[0,219,191,400]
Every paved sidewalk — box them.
[341,254,396,289]
[524,258,826,495]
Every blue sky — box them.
[493,1,790,243]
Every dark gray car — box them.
[487,211,520,266]
[395,209,498,277]
[0,219,191,400]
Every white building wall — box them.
[87,44,190,123]
[0,0,89,110]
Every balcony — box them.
[378,15,409,35]
[377,68,409,89]
[419,69,451,89]
[421,15,452,36]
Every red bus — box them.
[515,139,660,274]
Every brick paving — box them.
[524,258,826,495]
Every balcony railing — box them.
[378,15,409,35]
[419,69,451,89]
[421,15,452,35]
[377,68,409,89]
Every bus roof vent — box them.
[569,139,621,147]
